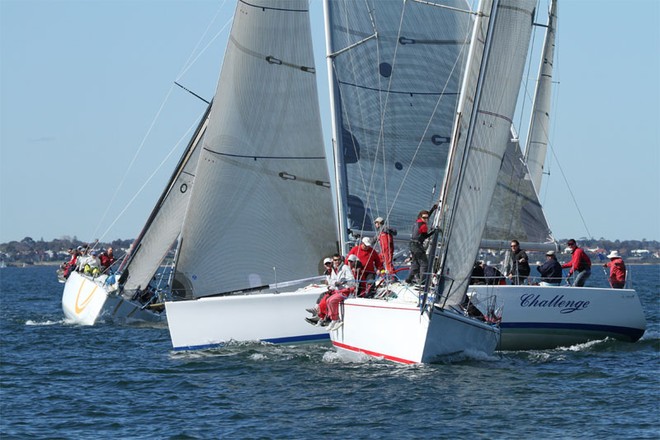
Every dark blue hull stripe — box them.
[501,322,645,341]
[172,333,330,352]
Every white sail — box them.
[436,0,536,307]
[324,0,473,249]
[121,108,209,292]
[173,0,337,298]
[524,0,557,192]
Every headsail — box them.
[435,0,537,307]
[480,130,555,250]
[120,105,210,292]
[173,0,337,298]
[324,0,473,250]
[524,0,557,192]
[480,0,558,251]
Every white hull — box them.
[62,271,164,325]
[329,296,500,364]
[469,285,647,350]
[165,284,331,350]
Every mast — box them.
[430,0,537,308]
[524,0,557,192]
[323,0,350,254]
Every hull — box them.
[165,284,331,350]
[62,271,164,325]
[330,296,500,364]
[469,285,647,350]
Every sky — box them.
[1,0,659,244]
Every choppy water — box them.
[1,265,658,439]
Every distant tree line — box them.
[0,236,134,265]
[0,236,657,266]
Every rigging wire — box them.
[91,2,231,243]
[98,118,202,239]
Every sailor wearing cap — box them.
[537,250,563,286]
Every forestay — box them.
[436,0,536,307]
[173,0,337,298]
[324,0,472,249]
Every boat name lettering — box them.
[519,294,590,314]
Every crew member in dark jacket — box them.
[405,209,435,285]
[506,240,530,285]
[537,250,563,286]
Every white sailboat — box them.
[63,0,338,340]
[324,0,543,363]
[468,0,647,350]
[163,0,339,350]
[61,104,211,325]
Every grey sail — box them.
[480,0,558,251]
[173,0,337,298]
[120,107,209,293]
[480,132,555,250]
[524,0,557,193]
[324,0,473,249]
[435,0,537,307]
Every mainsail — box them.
[435,0,537,307]
[324,0,473,250]
[173,0,337,298]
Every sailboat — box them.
[468,0,647,350]
[61,105,211,325]
[162,0,341,349]
[323,0,546,363]
[63,0,339,343]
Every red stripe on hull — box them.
[332,341,417,365]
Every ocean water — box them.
[1,265,658,439]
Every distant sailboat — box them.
[61,105,211,325]
[323,0,544,363]
[469,0,647,349]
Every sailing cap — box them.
[362,237,373,246]
[348,254,358,262]
[323,257,332,264]
[546,250,555,256]
[374,217,384,224]
[607,250,621,259]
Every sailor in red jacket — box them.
[603,250,626,288]
[561,239,592,287]
[347,237,383,296]
[374,217,395,273]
